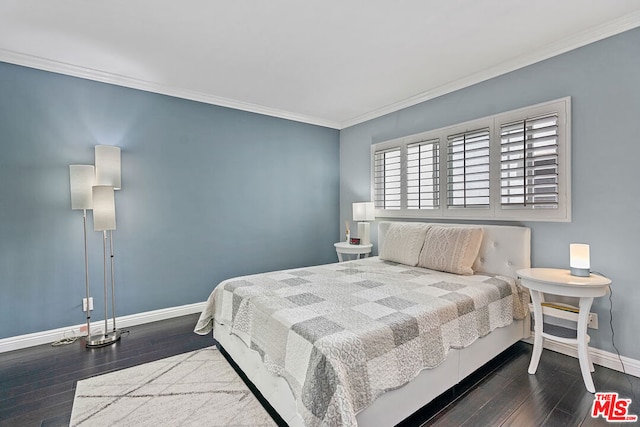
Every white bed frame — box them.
[214,221,531,426]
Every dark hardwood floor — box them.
[1,314,638,426]
[0,314,212,427]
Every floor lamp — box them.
[69,165,95,342]
[86,145,122,347]
[89,185,122,347]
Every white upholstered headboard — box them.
[378,221,531,278]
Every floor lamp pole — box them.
[109,230,116,333]
[102,230,109,336]
[86,230,122,347]
[82,209,91,339]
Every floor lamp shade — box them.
[95,145,121,190]
[69,165,95,210]
[92,186,116,231]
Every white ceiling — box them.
[1,1,640,129]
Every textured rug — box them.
[70,346,277,427]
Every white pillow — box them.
[379,223,431,266]
[417,226,484,275]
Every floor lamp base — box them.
[84,329,123,348]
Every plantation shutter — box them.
[373,148,401,210]
[407,139,439,210]
[447,128,490,208]
[500,113,559,209]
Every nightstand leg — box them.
[528,290,544,374]
[578,297,596,393]
[337,252,344,262]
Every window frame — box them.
[370,97,571,222]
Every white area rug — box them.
[70,346,277,426]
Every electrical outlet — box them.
[82,297,94,312]
[588,313,598,329]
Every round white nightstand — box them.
[334,242,372,262]
[517,268,611,393]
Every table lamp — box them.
[352,202,375,245]
[570,243,590,277]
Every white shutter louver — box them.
[374,148,401,210]
[407,139,439,210]
[500,114,559,209]
[447,128,490,208]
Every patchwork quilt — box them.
[195,257,529,427]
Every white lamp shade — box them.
[92,186,116,231]
[353,202,375,221]
[95,145,121,190]
[69,165,95,210]
[570,244,590,269]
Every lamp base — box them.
[84,330,123,348]
[357,222,371,245]
[570,267,590,277]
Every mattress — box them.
[195,257,528,427]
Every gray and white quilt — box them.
[195,257,529,427]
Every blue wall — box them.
[0,62,340,339]
[340,28,640,360]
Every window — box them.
[370,97,571,222]
[407,139,439,210]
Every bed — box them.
[195,221,531,426]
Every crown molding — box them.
[0,49,341,130]
[1,10,639,131]
[340,11,640,129]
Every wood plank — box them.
[541,408,581,427]
[501,370,576,426]
[429,371,513,426]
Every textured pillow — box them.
[417,226,484,275]
[379,223,431,266]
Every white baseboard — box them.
[4,303,638,380]
[523,337,640,378]
[0,302,207,354]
